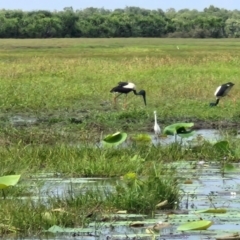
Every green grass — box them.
[0,38,240,237]
[0,38,240,116]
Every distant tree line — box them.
[1,5,240,38]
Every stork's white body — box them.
[123,82,136,89]
[210,82,234,107]
[214,84,232,98]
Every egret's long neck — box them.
[154,113,157,124]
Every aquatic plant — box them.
[163,122,195,142]
[0,175,21,199]
[102,131,128,147]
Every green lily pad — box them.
[177,220,212,231]
[163,123,195,138]
[0,175,21,189]
[131,134,151,142]
[46,225,93,233]
[102,132,127,147]
[195,208,227,214]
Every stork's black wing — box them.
[117,82,129,87]
[216,84,233,97]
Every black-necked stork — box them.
[110,82,146,107]
[210,82,234,107]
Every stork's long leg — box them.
[124,94,128,109]
[114,93,123,105]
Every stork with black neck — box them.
[110,82,146,108]
[210,82,234,107]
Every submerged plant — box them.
[108,164,179,213]
[212,140,236,175]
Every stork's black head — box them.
[138,90,146,106]
[226,82,234,86]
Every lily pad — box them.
[0,175,21,189]
[131,134,151,142]
[102,132,127,147]
[46,225,93,233]
[163,123,195,138]
[195,208,227,214]
[177,220,212,231]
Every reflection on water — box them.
[152,129,222,146]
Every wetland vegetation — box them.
[0,38,240,239]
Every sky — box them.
[0,0,239,11]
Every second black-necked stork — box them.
[210,82,234,106]
[110,82,146,107]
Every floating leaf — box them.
[47,225,63,233]
[148,222,170,232]
[163,123,195,138]
[178,131,196,138]
[195,208,227,214]
[129,221,144,227]
[102,132,127,147]
[131,134,151,142]
[46,225,93,233]
[184,179,193,184]
[116,210,127,214]
[177,220,212,231]
[0,175,21,190]
[216,233,240,240]
[156,200,168,208]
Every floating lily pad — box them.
[102,132,127,147]
[195,208,227,214]
[0,175,21,189]
[46,225,94,233]
[177,220,212,231]
[131,134,151,142]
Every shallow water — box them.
[7,128,240,239]
[21,160,240,240]
[152,129,222,146]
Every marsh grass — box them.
[0,38,240,237]
[0,162,178,237]
[0,38,240,124]
[0,137,239,237]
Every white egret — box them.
[153,110,161,137]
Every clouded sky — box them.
[1,0,239,11]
